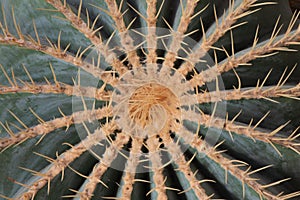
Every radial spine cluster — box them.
[0,0,299,200]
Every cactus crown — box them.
[0,0,300,199]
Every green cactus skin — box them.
[0,0,299,199]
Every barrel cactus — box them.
[0,0,299,199]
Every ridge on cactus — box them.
[0,0,299,199]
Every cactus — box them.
[0,0,299,199]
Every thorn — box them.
[269,121,290,137]
[21,64,35,86]
[231,110,242,124]
[91,14,100,31]
[165,186,180,192]
[146,187,156,196]
[45,36,56,50]
[270,16,282,42]
[75,46,82,60]
[230,31,235,59]
[213,140,225,151]
[197,179,216,184]
[0,121,15,138]
[62,142,74,148]
[68,165,89,179]
[0,194,12,200]
[242,180,245,199]
[77,0,83,19]
[1,5,9,35]
[279,64,297,88]
[177,187,192,194]
[162,17,174,32]
[82,122,92,136]
[120,8,129,19]
[247,164,273,176]
[127,3,146,21]
[190,4,209,20]
[259,69,272,90]
[0,65,15,87]
[160,38,169,51]
[49,63,59,86]
[134,179,151,183]
[7,177,31,189]
[35,8,60,12]
[57,31,62,52]
[199,18,206,42]
[79,45,93,60]
[29,107,45,124]
[58,107,66,118]
[105,30,116,49]
[288,126,300,140]
[35,133,47,145]
[232,68,241,90]
[63,43,71,54]
[261,178,291,189]
[252,25,260,49]
[33,151,55,163]
[7,110,28,129]
[156,0,165,19]
[11,7,24,40]
[279,191,300,199]
[19,166,47,178]
[131,29,146,38]
[10,68,18,87]
[118,0,125,12]
[213,4,219,28]
[267,139,282,157]
[229,21,248,31]
[250,2,278,8]
[252,111,270,130]
[209,101,218,126]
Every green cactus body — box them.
[0,0,299,199]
